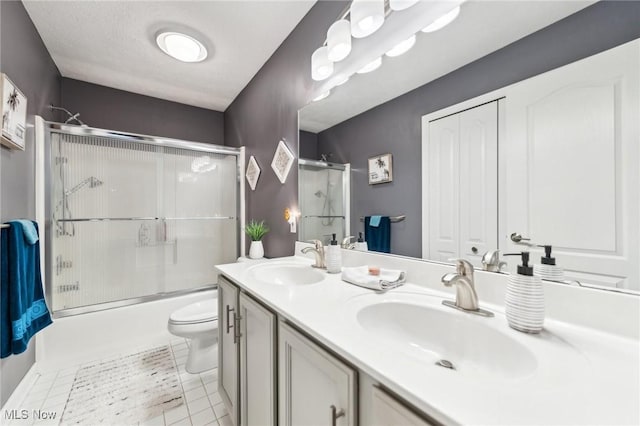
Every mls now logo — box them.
[4,409,58,420]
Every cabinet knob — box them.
[331,405,345,426]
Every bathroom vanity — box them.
[215,245,639,426]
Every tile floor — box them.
[3,338,231,426]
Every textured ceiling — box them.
[300,1,595,133]
[23,0,316,112]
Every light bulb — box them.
[311,46,334,81]
[422,6,461,33]
[357,57,382,74]
[385,34,416,57]
[350,0,385,38]
[327,20,352,62]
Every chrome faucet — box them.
[441,259,493,317]
[481,250,507,272]
[341,236,356,249]
[301,240,326,269]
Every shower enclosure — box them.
[44,123,242,316]
[298,159,350,245]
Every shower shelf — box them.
[56,216,236,222]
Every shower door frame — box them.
[41,121,245,317]
[297,158,351,244]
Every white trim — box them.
[344,163,351,238]
[239,147,246,257]
[0,363,38,412]
[34,116,47,363]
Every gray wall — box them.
[61,78,224,144]
[299,130,318,160]
[225,1,347,257]
[318,1,640,258]
[0,0,62,407]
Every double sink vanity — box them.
[215,243,639,426]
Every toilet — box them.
[168,298,218,374]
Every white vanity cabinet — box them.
[239,292,277,426]
[278,321,357,426]
[369,387,435,426]
[218,276,277,426]
[218,276,240,425]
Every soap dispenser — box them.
[533,245,564,281]
[355,232,368,251]
[503,252,544,334]
[326,233,342,274]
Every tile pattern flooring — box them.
[4,338,231,426]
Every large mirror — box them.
[297,1,640,293]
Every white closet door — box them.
[427,114,460,262]
[504,40,639,289]
[459,102,498,266]
[427,102,498,265]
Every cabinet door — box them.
[279,322,357,426]
[218,276,240,426]
[239,293,277,426]
[370,387,434,426]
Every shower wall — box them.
[50,132,238,313]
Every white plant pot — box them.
[249,241,264,259]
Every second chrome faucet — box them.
[301,240,326,269]
[441,259,494,317]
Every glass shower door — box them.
[50,132,238,313]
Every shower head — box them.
[65,176,104,196]
[88,177,103,188]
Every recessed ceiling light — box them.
[156,31,208,63]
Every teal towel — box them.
[14,219,38,244]
[370,215,382,227]
[1,221,52,358]
[364,216,391,253]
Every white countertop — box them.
[215,255,640,425]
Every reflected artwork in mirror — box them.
[297,1,640,293]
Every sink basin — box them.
[248,262,324,286]
[356,298,537,380]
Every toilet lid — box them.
[170,299,218,323]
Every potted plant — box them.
[245,219,269,259]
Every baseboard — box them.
[1,363,39,412]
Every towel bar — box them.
[359,215,406,223]
[1,224,9,229]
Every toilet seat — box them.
[169,299,218,325]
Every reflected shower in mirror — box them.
[297,0,640,293]
[298,159,350,246]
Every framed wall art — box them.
[271,140,295,184]
[368,153,393,184]
[1,73,28,150]
[246,155,261,191]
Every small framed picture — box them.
[245,155,261,191]
[271,140,295,184]
[1,73,28,151]
[368,153,393,184]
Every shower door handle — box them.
[226,305,234,334]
